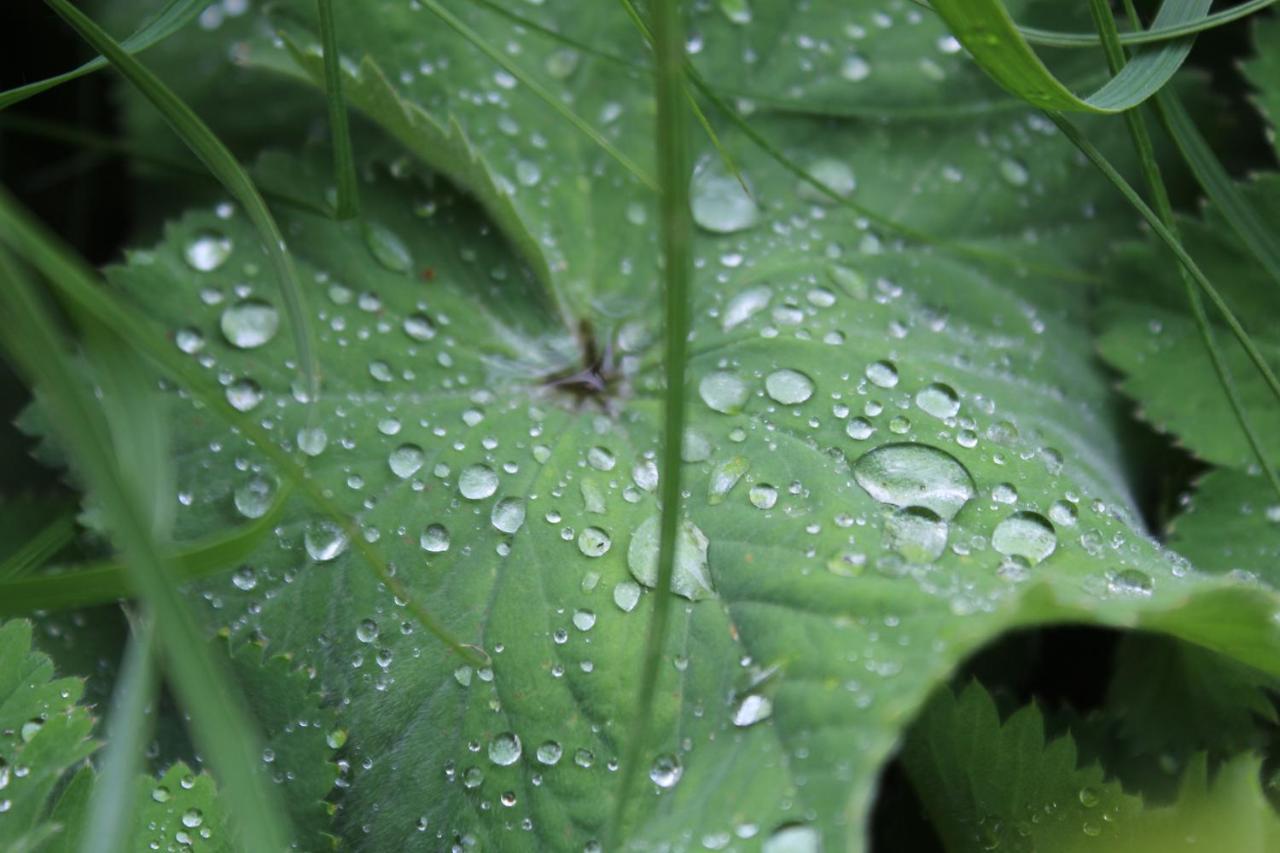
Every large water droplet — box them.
[613,580,642,612]
[459,464,499,500]
[420,523,450,553]
[699,371,750,414]
[691,158,759,234]
[765,369,814,405]
[220,300,279,349]
[722,286,772,331]
[853,443,975,520]
[884,507,948,563]
[233,477,274,519]
[709,456,749,504]
[488,732,522,766]
[226,378,263,412]
[627,516,715,600]
[389,444,425,479]
[491,498,527,534]
[577,526,612,557]
[749,483,778,510]
[866,360,899,389]
[297,427,328,457]
[364,222,412,272]
[915,383,959,419]
[403,313,436,342]
[991,511,1057,565]
[184,231,231,272]
[587,446,616,471]
[304,520,348,562]
[649,754,682,789]
[536,741,562,765]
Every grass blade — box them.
[929,0,1211,113]
[611,0,691,839]
[79,614,157,853]
[0,247,292,852]
[317,0,359,219]
[0,511,75,581]
[0,188,485,665]
[0,0,207,110]
[1017,0,1277,48]
[41,0,322,401]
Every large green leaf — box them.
[37,1,1280,850]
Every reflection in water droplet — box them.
[488,732,522,766]
[233,477,274,519]
[749,483,778,510]
[627,516,715,600]
[691,158,759,234]
[577,527,612,557]
[363,222,413,272]
[184,231,232,272]
[459,464,499,500]
[649,753,682,789]
[220,300,279,349]
[765,369,814,405]
[491,498,527,534]
[915,383,959,419]
[389,444,425,479]
[853,443,975,520]
[420,523,450,553]
[699,371,750,414]
[304,520,348,562]
[991,511,1057,565]
[884,506,948,563]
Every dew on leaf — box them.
[577,527,612,557]
[765,369,814,405]
[999,157,1030,187]
[226,378,263,412]
[865,360,899,388]
[587,446,616,471]
[797,158,856,204]
[1049,500,1078,526]
[884,506,948,563]
[763,824,820,853]
[732,694,773,727]
[304,520,348,562]
[722,286,772,331]
[613,580,641,612]
[709,456,749,504]
[841,54,871,81]
[627,515,715,600]
[572,609,596,631]
[488,732,522,766]
[683,429,713,462]
[718,0,751,24]
[184,231,231,271]
[491,498,527,534]
[175,327,205,354]
[363,221,413,272]
[699,371,750,414]
[356,618,379,643]
[649,753,683,789]
[297,426,328,457]
[421,523,450,553]
[991,511,1057,565]
[220,299,279,349]
[749,483,778,510]
[1107,568,1154,597]
[459,464,499,500]
[389,444,425,479]
[691,158,759,234]
[536,742,563,765]
[403,313,436,341]
[233,477,274,519]
[915,383,960,419]
[847,417,875,441]
[853,442,975,520]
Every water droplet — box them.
[356,618,379,643]
[1078,787,1099,808]
[184,231,231,271]
[459,464,499,500]
[999,157,1030,187]
[491,498,526,534]
[732,694,773,727]
[846,417,876,441]
[866,360,899,388]
[699,371,750,414]
[233,477,274,519]
[722,286,772,331]
[840,54,871,82]
[915,383,959,419]
[797,159,856,204]
[220,300,279,349]
[1049,500,1078,526]
[298,427,328,457]
[175,327,205,354]
[304,520,348,562]
[991,512,1057,565]
[884,507,948,563]
[749,483,778,510]
[573,609,597,631]
[421,523,450,553]
[403,313,436,341]
[577,526,612,557]
[613,580,642,612]
[853,443,975,520]
[226,378,263,412]
[536,742,563,765]
[649,754,683,789]
[709,456,749,504]
[1107,568,1153,596]
[717,0,751,24]
[691,157,759,234]
[764,825,820,853]
[488,732,522,766]
[182,808,203,829]
[389,444,425,479]
[627,516,715,600]
[765,369,814,405]
[363,222,412,272]
[587,446,616,471]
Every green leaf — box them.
[903,680,1280,852]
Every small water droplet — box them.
[184,231,231,272]
[226,378,263,412]
[459,464,499,500]
[363,222,412,272]
[304,520,348,562]
[220,299,279,349]
[298,427,328,457]
[846,417,876,441]
[1107,568,1153,596]
[798,158,856,204]
[915,383,959,419]
[866,360,899,389]
[732,694,773,727]
[991,511,1057,565]
[389,444,425,479]
[233,477,274,519]
[763,825,820,853]
[709,456,749,504]
[722,286,772,331]
[356,618,379,643]
[577,526,612,557]
[649,753,683,789]
[536,741,563,765]
[613,580,642,612]
[403,313,436,341]
[749,483,778,510]
[421,523,451,553]
[699,371,750,414]
[488,732,522,766]
[587,446,616,471]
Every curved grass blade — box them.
[611,0,691,839]
[468,0,640,69]
[0,0,207,111]
[41,0,322,401]
[0,511,75,581]
[929,0,1211,113]
[0,248,292,852]
[317,0,359,219]
[0,486,291,616]
[1090,0,1280,503]
[1018,0,1277,48]
[80,614,157,853]
[0,189,486,666]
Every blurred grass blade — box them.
[317,0,359,219]
[416,0,657,190]
[0,247,292,851]
[80,614,157,853]
[0,0,207,110]
[0,486,291,616]
[1156,90,1280,290]
[0,511,75,581]
[41,0,322,401]
[0,188,485,665]
[612,0,690,839]
[468,0,639,68]
[1046,112,1280,413]
[929,0,1210,113]
[1016,0,1277,48]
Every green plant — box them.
[1,0,1280,850]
